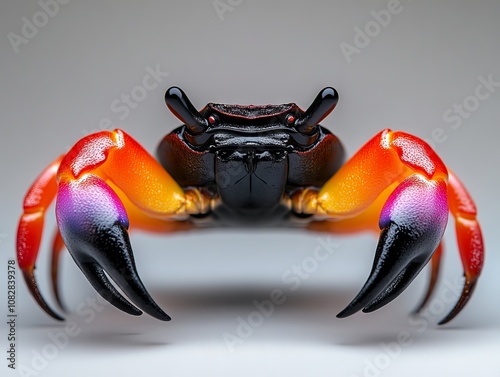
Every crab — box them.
[17,86,484,325]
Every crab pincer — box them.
[56,175,170,320]
[337,175,448,317]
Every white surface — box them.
[1,1,500,376]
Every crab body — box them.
[16,87,484,325]
[158,96,344,223]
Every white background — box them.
[1,1,500,376]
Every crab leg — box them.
[50,228,66,311]
[439,170,483,324]
[412,242,443,315]
[294,129,484,324]
[17,156,64,320]
[17,129,206,320]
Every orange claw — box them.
[17,129,204,321]
[316,129,448,217]
[297,129,484,323]
[58,129,185,217]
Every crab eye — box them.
[208,115,217,125]
[286,114,296,126]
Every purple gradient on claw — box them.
[379,174,448,234]
[56,175,129,237]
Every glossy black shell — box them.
[158,88,345,223]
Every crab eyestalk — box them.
[295,87,339,135]
[165,86,208,135]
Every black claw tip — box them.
[78,261,143,317]
[67,223,170,320]
[438,278,477,325]
[337,215,442,320]
[362,263,424,313]
[107,266,171,321]
[336,306,357,319]
[23,269,64,321]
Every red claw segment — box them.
[447,170,484,279]
[17,156,63,271]
[437,170,484,324]
[337,174,449,317]
[56,175,170,321]
[391,132,447,179]
[17,156,64,320]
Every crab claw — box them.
[337,174,448,318]
[56,175,170,321]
